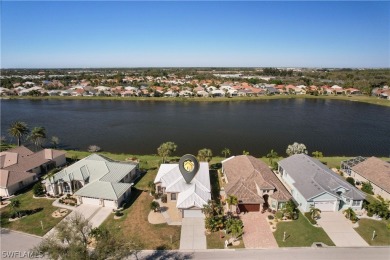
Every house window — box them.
[352,200,360,206]
[171,193,176,201]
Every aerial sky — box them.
[1,1,389,68]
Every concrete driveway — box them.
[179,217,206,250]
[317,212,368,247]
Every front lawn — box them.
[206,231,245,249]
[0,189,69,236]
[274,212,335,247]
[355,219,390,246]
[101,169,181,250]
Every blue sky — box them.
[1,1,389,68]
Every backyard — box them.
[273,212,335,247]
[101,169,181,250]
[0,189,69,236]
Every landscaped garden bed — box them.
[58,194,77,206]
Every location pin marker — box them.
[179,154,200,184]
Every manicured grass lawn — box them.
[206,231,245,249]
[355,219,390,246]
[101,170,181,250]
[0,189,69,236]
[274,212,335,247]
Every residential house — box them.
[154,162,211,218]
[278,154,365,212]
[342,157,390,200]
[210,89,225,97]
[0,146,66,196]
[221,155,291,212]
[45,154,139,209]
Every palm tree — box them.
[29,126,47,148]
[8,121,30,146]
[51,136,60,149]
[229,219,243,241]
[343,207,357,221]
[221,148,231,158]
[266,149,279,165]
[309,206,321,220]
[242,150,250,155]
[10,198,21,218]
[197,148,213,162]
[226,195,238,213]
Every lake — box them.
[1,99,389,157]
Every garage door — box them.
[103,200,117,208]
[82,197,101,206]
[183,209,204,218]
[314,201,336,212]
[238,203,260,212]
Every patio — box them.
[148,199,182,225]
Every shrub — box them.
[88,145,101,152]
[33,183,45,196]
[304,212,317,225]
[361,182,374,195]
[69,202,76,206]
[346,177,355,186]
[161,194,167,203]
[367,211,373,217]
[115,211,123,217]
[150,201,160,212]
[267,215,274,220]
[275,211,283,219]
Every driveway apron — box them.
[179,217,206,250]
[317,212,369,247]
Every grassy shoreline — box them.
[3,94,390,107]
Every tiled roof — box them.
[352,157,390,193]
[222,155,291,203]
[0,146,65,188]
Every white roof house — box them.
[154,162,211,210]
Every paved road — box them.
[0,229,42,259]
[131,247,390,260]
[180,218,206,250]
[317,212,369,247]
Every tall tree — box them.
[8,121,30,146]
[221,148,231,158]
[29,126,47,148]
[286,142,308,156]
[266,149,279,165]
[312,151,323,158]
[34,213,136,260]
[157,141,177,163]
[226,195,238,213]
[197,148,213,162]
[51,136,60,149]
[309,205,321,220]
